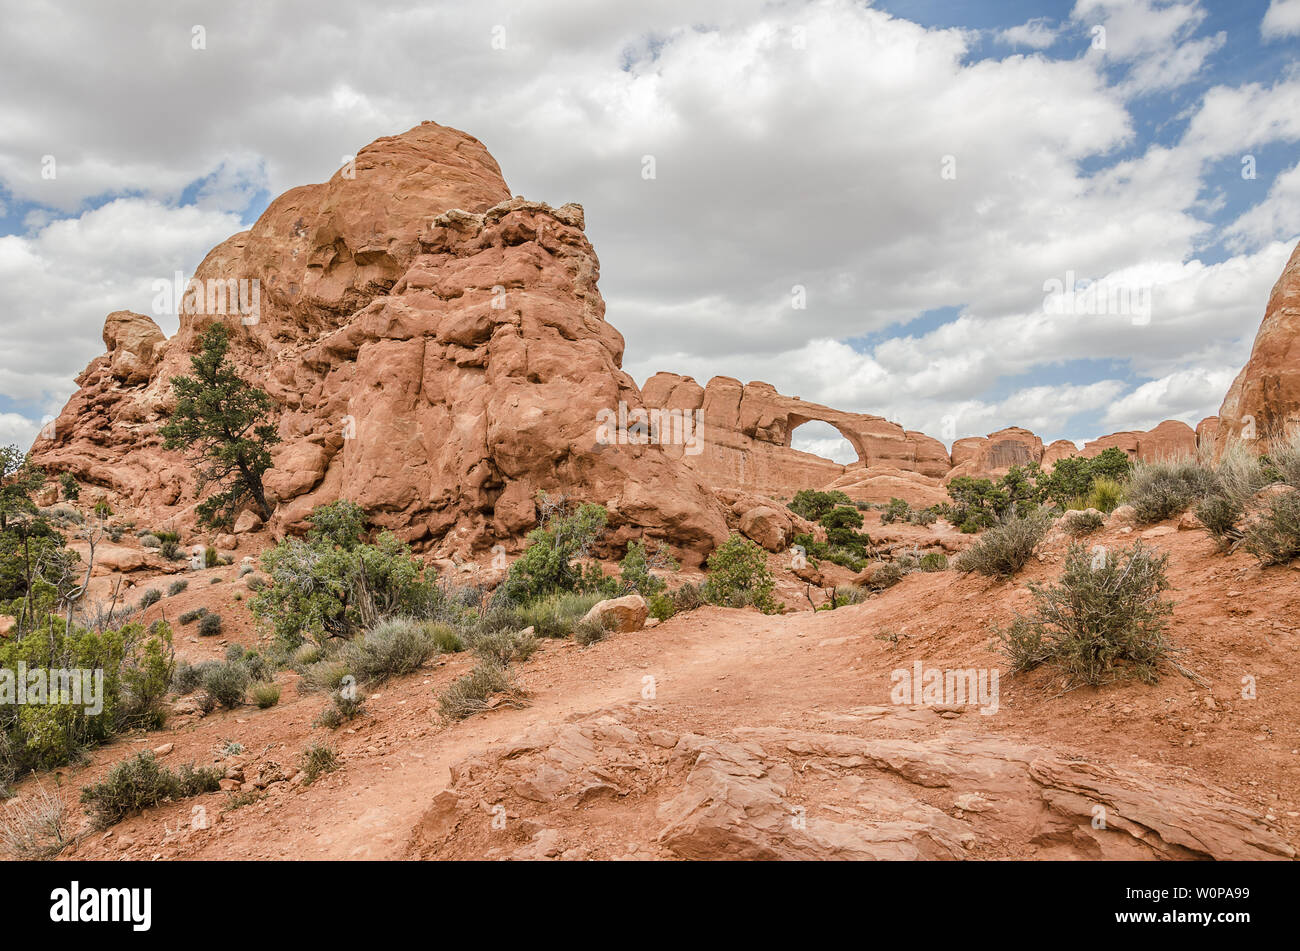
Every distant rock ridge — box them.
[27,120,1293,562]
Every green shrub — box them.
[618,540,676,597]
[197,613,222,637]
[955,511,1052,578]
[0,617,174,775]
[425,622,465,653]
[57,473,80,501]
[436,662,523,721]
[648,591,676,621]
[997,542,1176,687]
[179,607,208,625]
[167,579,189,597]
[866,560,908,590]
[138,589,162,610]
[1126,459,1216,524]
[301,743,338,784]
[493,496,608,604]
[787,489,853,522]
[702,534,777,613]
[467,627,538,666]
[204,546,219,568]
[139,534,162,550]
[315,689,366,729]
[1244,490,1300,565]
[917,551,949,572]
[1196,493,1245,549]
[1085,477,1125,513]
[250,681,281,709]
[573,615,609,646]
[1039,448,1132,508]
[508,591,603,638]
[1061,509,1105,537]
[201,661,248,708]
[80,752,221,828]
[251,501,436,650]
[880,497,910,524]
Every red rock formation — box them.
[1080,419,1196,462]
[29,122,728,565]
[641,372,951,495]
[1215,239,1300,452]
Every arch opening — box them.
[788,419,862,465]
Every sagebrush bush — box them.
[314,689,366,729]
[167,579,189,597]
[1061,509,1105,537]
[917,552,949,572]
[344,617,440,682]
[702,534,777,613]
[138,589,162,610]
[670,582,705,613]
[1126,459,1216,524]
[1265,428,1300,489]
[197,613,222,637]
[1244,489,1300,565]
[80,752,221,828]
[172,659,218,694]
[1196,493,1245,549]
[179,607,209,625]
[572,615,608,646]
[997,541,1176,687]
[955,511,1052,578]
[507,591,602,638]
[468,627,538,666]
[201,661,248,708]
[301,743,338,784]
[0,780,71,858]
[436,662,524,721]
[250,681,281,709]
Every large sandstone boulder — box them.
[738,505,792,552]
[29,122,729,566]
[103,311,166,385]
[582,595,648,633]
[1215,239,1300,452]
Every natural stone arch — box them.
[785,412,866,464]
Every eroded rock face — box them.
[1216,240,1300,453]
[407,704,1293,861]
[28,122,728,565]
[641,373,952,494]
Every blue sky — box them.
[0,0,1298,465]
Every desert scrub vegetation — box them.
[80,751,221,828]
[167,578,189,597]
[250,681,281,708]
[0,613,174,778]
[315,689,367,729]
[197,612,222,637]
[1060,508,1105,537]
[138,588,162,610]
[786,488,853,521]
[1125,458,1218,524]
[300,742,339,784]
[200,660,249,709]
[0,779,71,858]
[880,497,941,526]
[1244,489,1300,565]
[437,661,526,721]
[997,541,1183,688]
[703,533,778,612]
[252,500,441,651]
[955,510,1052,578]
[786,492,874,571]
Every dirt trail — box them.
[42,514,1300,861]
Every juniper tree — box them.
[161,323,279,529]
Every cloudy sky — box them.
[1,0,1298,463]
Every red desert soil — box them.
[28,511,1300,861]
